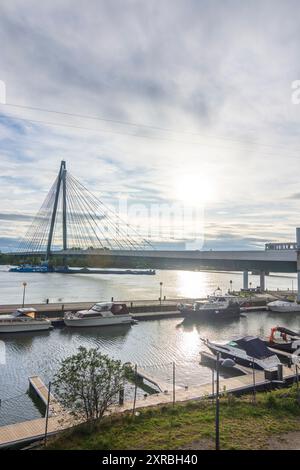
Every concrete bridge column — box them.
[259,271,265,291]
[243,271,249,290]
[297,228,300,301]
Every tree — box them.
[53,347,126,425]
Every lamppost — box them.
[229,280,233,293]
[159,282,163,306]
[22,282,27,308]
[215,353,235,451]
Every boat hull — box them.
[64,315,133,327]
[0,321,53,333]
[207,344,263,369]
[268,305,300,313]
[264,342,294,353]
[205,341,280,370]
[179,305,240,320]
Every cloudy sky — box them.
[1,0,300,251]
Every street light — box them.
[229,280,233,293]
[22,282,27,308]
[215,353,236,451]
[159,282,163,306]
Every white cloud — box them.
[0,0,300,249]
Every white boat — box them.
[0,308,53,333]
[178,293,241,320]
[203,336,281,370]
[64,302,133,327]
[267,300,300,313]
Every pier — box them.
[0,293,275,320]
[0,377,67,449]
[28,376,61,414]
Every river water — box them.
[0,267,299,426]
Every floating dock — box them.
[0,297,269,321]
[28,376,62,415]
[0,299,187,316]
[0,377,68,449]
[136,368,182,393]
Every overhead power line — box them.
[0,102,299,155]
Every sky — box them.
[1,0,300,251]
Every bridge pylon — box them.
[46,161,67,261]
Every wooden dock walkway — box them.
[136,368,182,393]
[28,376,62,415]
[0,377,70,449]
[0,365,298,449]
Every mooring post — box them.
[132,364,138,416]
[252,358,256,404]
[44,381,51,446]
[215,352,220,451]
[296,364,300,404]
[172,362,176,406]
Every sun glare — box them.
[172,173,217,206]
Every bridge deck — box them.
[8,248,297,273]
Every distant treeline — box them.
[0,252,152,269]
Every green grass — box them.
[46,385,300,450]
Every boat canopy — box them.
[13,308,38,318]
[230,336,274,359]
[90,302,129,315]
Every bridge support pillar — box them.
[297,228,300,301]
[259,271,265,291]
[243,271,249,290]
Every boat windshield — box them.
[91,303,112,312]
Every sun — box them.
[172,173,217,206]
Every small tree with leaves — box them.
[53,347,126,425]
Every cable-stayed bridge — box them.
[8,161,299,286]
[15,160,153,257]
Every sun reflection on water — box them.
[176,270,210,298]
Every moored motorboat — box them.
[64,302,133,327]
[203,335,281,370]
[267,300,300,313]
[178,293,241,320]
[0,308,53,333]
[264,326,300,354]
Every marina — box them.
[0,268,300,434]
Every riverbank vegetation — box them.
[46,385,300,450]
